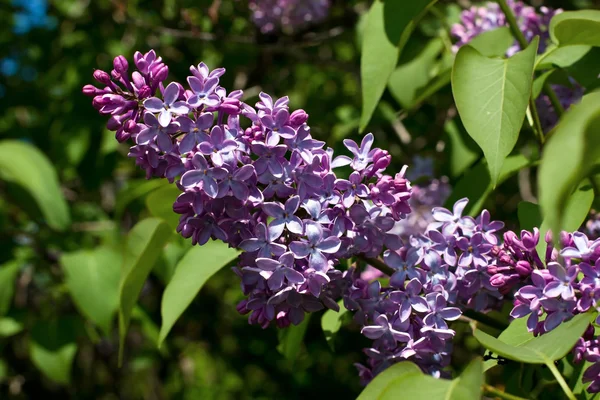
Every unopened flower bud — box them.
[93,69,111,85]
[82,84,100,96]
[515,260,532,277]
[113,55,129,74]
[152,65,169,83]
[115,127,131,143]
[289,109,309,127]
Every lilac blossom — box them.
[249,0,330,34]
[144,82,190,127]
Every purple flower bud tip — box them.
[113,55,129,74]
[93,69,111,85]
[289,109,309,127]
[515,260,532,277]
[115,128,131,143]
[82,84,99,96]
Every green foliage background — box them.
[0,0,599,399]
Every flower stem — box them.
[495,0,545,145]
[483,384,528,400]
[547,361,576,400]
[463,309,508,330]
[357,255,395,276]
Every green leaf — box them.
[118,218,172,364]
[387,39,443,109]
[518,201,542,232]
[538,92,600,236]
[475,312,593,365]
[452,38,538,186]
[360,0,435,130]
[550,10,600,47]
[536,45,591,70]
[468,27,515,58]
[29,318,80,385]
[444,118,480,178]
[321,300,347,350]
[0,261,20,317]
[0,317,23,337]
[0,140,70,230]
[157,241,240,347]
[61,247,121,335]
[146,185,181,229]
[114,179,167,222]
[357,358,483,400]
[445,154,531,216]
[277,314,312,363]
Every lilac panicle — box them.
[84,49,413,332]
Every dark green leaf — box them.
[518,201,542,232]
[118,218,172,364]
[445,154,531,216]
[360,0,435,130]
[444,118,480,178]
[0,140,70,230]
[0,261,20,317]
[536,45,591,70]
[61,247,121,335]
[157,241,240,347]
[452,39,538,186]
[538,92,600,236]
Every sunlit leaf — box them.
[0,140,70,230]
[158,241,240,347]
[452,39,538,186]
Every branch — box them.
[356,255,395,276]
[483,384,529,400]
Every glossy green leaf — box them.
[0,140,70,230]
[475,312,593,365]
[118,218,172,363]
[452,38,538,186]
[468,26,514,57]
[518,201,542,232]
[550,10,600,47]
[321,300,347,350]
[357,358,483,400]
[538,92,600,236]
[277,314,312,363]
[387,39,443,109]
[360,0,435,130]
[0,261,20,317]
[445,154,531,216]
[146,185,181,229]
[157,241,240,347]
[61,247,121,335]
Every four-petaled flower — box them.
[180,153,227,198]
[423,293,461,330]
[144,82,190,127]
[289,222,341,271]
[262,195,304,238]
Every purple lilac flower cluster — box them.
[502,230,600,392]
[451,0,559,56]
[83,50,413,329]
[346,198,505,383]
[249,0,330,34]
[451,1,582,131]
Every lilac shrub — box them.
[83,50,412,329]
[451,1,582,132]
[249,0,330,34]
